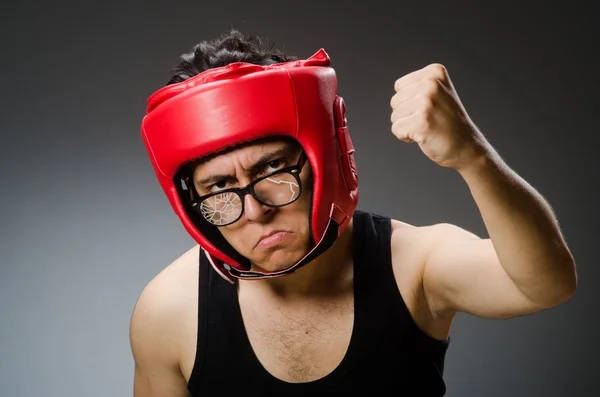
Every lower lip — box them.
[258,232,291,248]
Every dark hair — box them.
[168,30,304,197]
[166,29,299,85]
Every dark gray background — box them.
[1,0,598,396]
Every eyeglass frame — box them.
[189,152,308,227]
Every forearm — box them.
[458,148,577,307]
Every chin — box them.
[250,246,308,273]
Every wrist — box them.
[456,146,503,182]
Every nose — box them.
[243,192,272,222]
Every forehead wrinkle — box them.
[194,142,295,182]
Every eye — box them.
[207,180,229,193]
[263,159,286,174]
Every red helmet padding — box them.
[141,49,358,279]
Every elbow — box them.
[538,258,578,309]
[552,278,577,308]
[561,262,578,303]
[559,253,578,300]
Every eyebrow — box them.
[195,147,295,186]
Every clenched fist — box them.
[390,63,490,170]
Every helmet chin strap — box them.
[207,204,349,282]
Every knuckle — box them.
[427,63,448,80]
[424,79,440,97]
[394,77,404,91]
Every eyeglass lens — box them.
[199,171,300,226]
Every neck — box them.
[239,219,355,297]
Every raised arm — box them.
[389,63,576,319]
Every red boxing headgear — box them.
[141,49,359,283]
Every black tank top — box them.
[187,210,450,395]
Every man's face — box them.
[192,139,312,272]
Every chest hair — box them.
[240,296,354,383]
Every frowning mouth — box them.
[256,230,292,249]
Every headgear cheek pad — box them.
[141,49,359,283]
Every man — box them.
[130,30,577,396]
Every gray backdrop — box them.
[1,0,598,396]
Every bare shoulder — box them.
[389,218,427,281]
[129,244,200,396]
[132,244,200,324]
[388,219,476,339]
[389,218,479,277]
[390,219,478,252]
[389,219,422,258]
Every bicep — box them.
[130,283,190,397]
[422,224,543,319]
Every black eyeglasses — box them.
[189,153,307,226]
